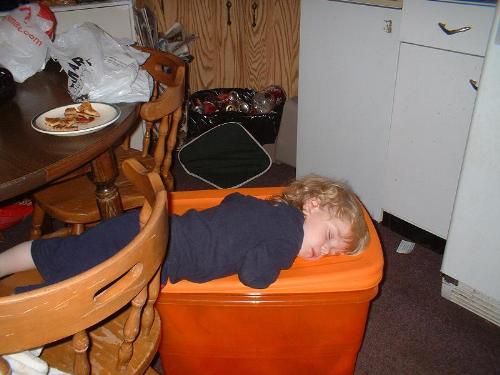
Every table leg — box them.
[90,149,123,219]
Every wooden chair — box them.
[0,158,168,375]
[30,47,185,239]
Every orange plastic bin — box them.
[157,187,383,375]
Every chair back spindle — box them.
[138,47,186,190]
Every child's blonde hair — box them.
[272,175,370,255]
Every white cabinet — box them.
[51,0,135,40]
[0,1,135,40]
[297,0,401,221]
[384,43,483,238]
[383,0,495,239]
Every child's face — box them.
[297,198,352,260]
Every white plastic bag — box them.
[50,22,153,103]
[0,3,56,83]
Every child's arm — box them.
[0,241,35,278]
[238,239,298,289]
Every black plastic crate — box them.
[187,88,285,145]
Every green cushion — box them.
[178,122,272,189]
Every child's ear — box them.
[303,198,320,213]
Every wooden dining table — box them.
[0,61,140,219]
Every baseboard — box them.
[441,276,500,327]
[382,212,446,254]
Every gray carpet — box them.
[172,157,500,375]
[1,158,499,374]
[356,224,500,375]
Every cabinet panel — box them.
[384,42,483,238]
[53,1,134,40]
[240,1,300,97]
[297,0,400,221]
[163,0,299,96]
[164,0,220,89]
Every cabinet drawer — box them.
[400,0,495,56]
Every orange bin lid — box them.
[162,187,384,295]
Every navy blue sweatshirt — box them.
[22,193,304,292]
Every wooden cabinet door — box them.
[239,0,300,96]
[163,0,299,96]
[384,43,483,239]
[163,0,226,90]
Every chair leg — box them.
[30,203,46,240]
[162,107,182,191]
[141,270,161,337]
[71,224,85,236]
[166,172,174,192]
[142,84,160,157]
[142,121,154,158]
[72,330,90,375]
[41,227,72,239]
[118,287,148,369]
[153,117,168,177]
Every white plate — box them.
[32,102,121,136]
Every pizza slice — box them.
[78,101,100,117]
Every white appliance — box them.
[441,5,500,327]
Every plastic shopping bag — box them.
[50,22,153,103]
[0,2,56,83]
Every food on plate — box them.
[44,101,100,131]
[78,101,100,117]
[44,117,61,126]
[75,115,95,123]
[44,117,78,131]
[64,107,77,117]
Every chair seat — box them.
[0,270,44,297]
[41,308,161,375]
[33,149,157,224]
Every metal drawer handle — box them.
[469,79,478,91]
[438,22,471,35]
